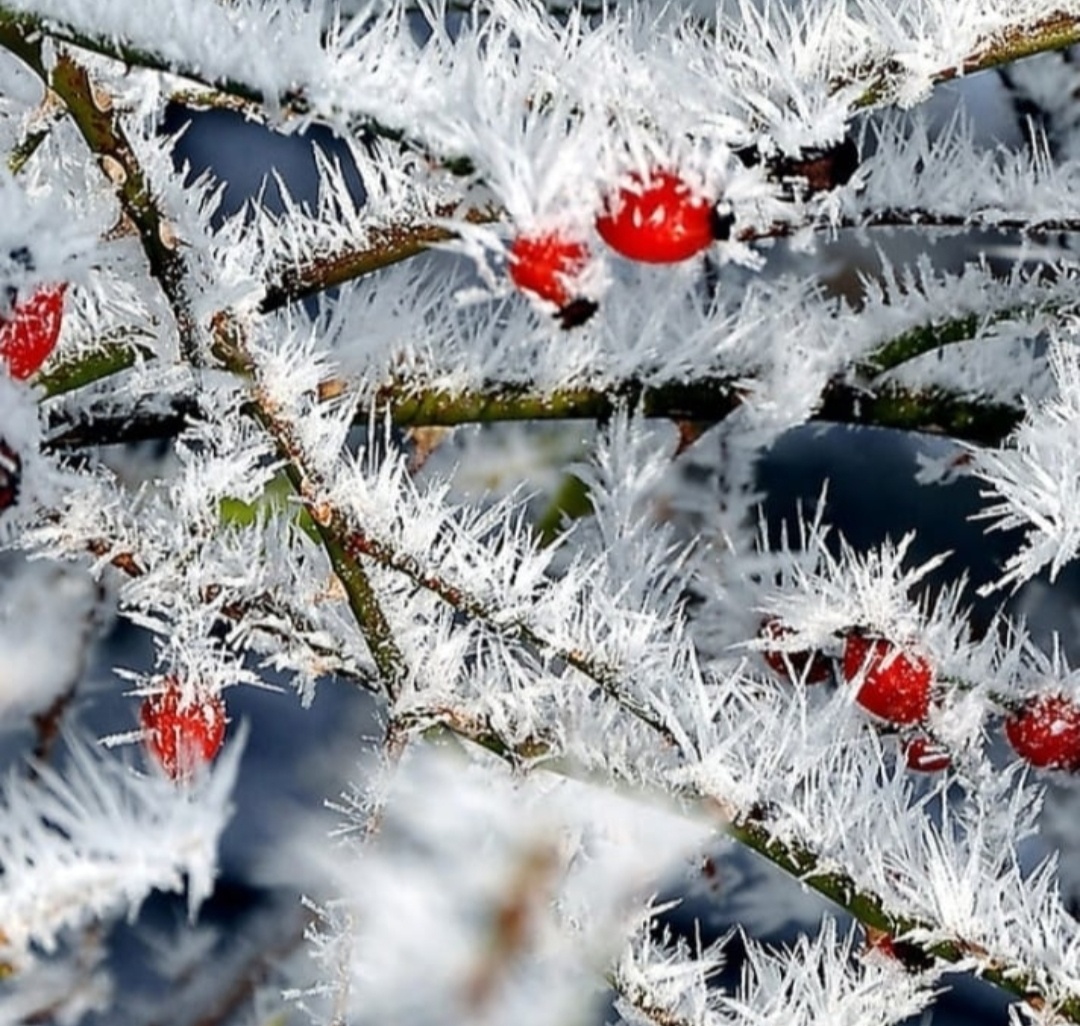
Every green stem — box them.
[37,339,152,397]
[282,463,408,696]
[42,376,1025,451]
[725,813,1080,1021]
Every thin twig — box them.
[210,312,410,700]
[259,205,497,314]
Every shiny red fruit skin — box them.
[760,617,831,684]
[842,635,932,725]
[1005,694,1080,770]
[141,678,227,782]
[596,170,714,263]
[903,735,951,773]
[0,284,66,380]
[508,234,589,308]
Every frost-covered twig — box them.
[259,204,498,314]
[211,313,409,700]
[40,376,1021,448]
[611,918,935,1026]
[37,336,152,398]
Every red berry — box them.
[1005,693,1080,770]
[0,439,20,514]
[0,284,65,380]
[140,676,227,782]
[759,617,831,684]
[508,233,589,309]
[842,635,932,725]
[903,734,951,773]
[596,170,722,263]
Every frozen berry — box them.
[0,439,20,514]
[759,617,831,684]
[140,676,227,781]
[596,169,726,263]
[1005,693,1080,771]
[842,635,932,725]
[508,233,590,310]
[903,734,951,773]
[0,283,66,380]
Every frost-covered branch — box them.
[611,918,934,1026]
[259,204,498,314]
[211,314,409,700]
[40,375,1025,450]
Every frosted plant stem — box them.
[853,12,1080,107]
[419,712,1080,1024]
[79,536,380,692]
[37,334,154,397]
[41,375,1024,448]
[210,314,409,701]
[0,30,204,365]
[2,4,1080,158]
[259,204,498,314]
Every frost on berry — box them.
[595,170,719,264]
[140,677,227,782]
[0,283,66,380]
[509,234,586,305]
[841,635,932,725]
[0,438,20,513]
[1005,693,1080,771]
[903,734,951,773]
[759,617,831,684]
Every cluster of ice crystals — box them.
[973,337,1080,590]
[0,730,241,955]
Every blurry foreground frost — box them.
[289,744,710,1026]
